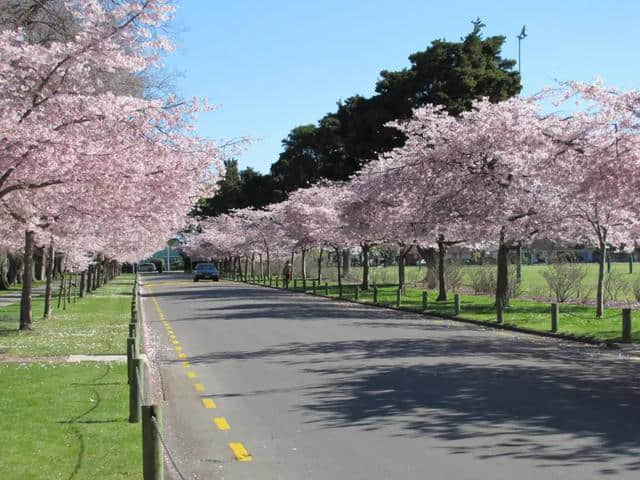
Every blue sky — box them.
[166,0,640,173]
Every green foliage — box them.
[199,20,521,212]
[195,159,281,217]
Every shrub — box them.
[541,258,587,303]
[426,261,463,291]
[632,276,640,302]
[470,268,496,295]
[604,271,631,303]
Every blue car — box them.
[193,263,219,282]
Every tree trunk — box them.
[342,249,351,277]
[398,249,406,292]
[437,236,448,301]
[495,228,510,314]
[361,244,370,290]
[301,248,307,287]
[8,252,21,285]
[516,243,523,282]
[0,248,10,290]
[596,238,607,318]
[259,254,263,278]
[79,270,86,298]
[19,230,35,330]
[86,265,93,294]
[250,254,255,278]
[244,256,249,281]
[58,272,65,309]
[290,251,295,278]
[67,273,72,304]
[44,243,54,319]
[33,247,45,281]
[316,248,324,283]
[335,248,342,287]
[53,253,63,278]
[266,249,271,278]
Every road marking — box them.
[178,352,187,359]
[172,340,180,345]
[630,356,640,362]
[202,398,217,409]
[175,346,183,352]
[186,371,197,379]
[213,417,231,430]
[194,383,205,392]
[182,361,191,367]
[229,443,252,462]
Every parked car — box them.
[193,263,219,282]
[138,263,156,272]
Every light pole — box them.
[517,25,527,75]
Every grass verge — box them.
[0,362,141,480]
[0,275,134,357]
[247,277,638,343]
[0,274,141,479]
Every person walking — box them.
[283,261,293,288]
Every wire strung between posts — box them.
[151,415,188,480]
[562,311,622,321]
[136,365,189,479]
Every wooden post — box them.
[275,277,279,288]
[629,254,634,274]
[373,286,378,304]
[396,288,401,307]
[422,291,427,310]
[355,285,359,301]
[141,404,164,480]
[325,282,329,296]
[294,279,297,290]
[551,303,559,333]
[127,337,136,385]
[129,358,143,423]
[312,281,316,295]
[622,308,632,343]
[454,294,460,315]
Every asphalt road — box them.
[140,272,640,480]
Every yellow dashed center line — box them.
[147,284,253,462]
[202,398,217,409]
[213,417,231,430]
[229,443,252,462]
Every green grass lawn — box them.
[0,274,141,480]
[0,275,134,357]
[0,362,141,480]
[249,276,638,343]
[272,262,639,302]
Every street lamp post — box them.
[517,25,527,75]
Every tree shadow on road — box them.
[297,360,640,473]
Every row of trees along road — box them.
[1,0,224,330]
[194,19,522,217]
[188,82,640,320]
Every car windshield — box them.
[196,264,215,271]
